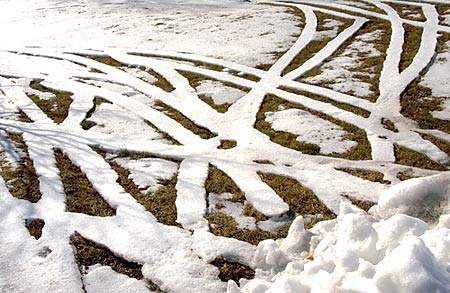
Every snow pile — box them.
[229,173,450,293]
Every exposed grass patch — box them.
[207,212,288,245]
[381,117,399,133]
[337,167,391,184]
[388,3,426,22]
[205,165,245,202]
[400,80,450,134]
[255,95,320,155]
[81,97,111,130]
[396,169,415,181]
[28,80,73,124]
[218,140,237,150]
[17,110,33,123]
[258,172,335,229]
[177,70,247,113]
[283,12,353,76]
[301,17,391,103]
[70,232,148,282]
[199,95,232,113]
[242,204,268,222]
[144,120,181,145]
[25,218,45,240]
[106,155,179,226]
[88,67,103,74]
[436,4,450,27]
[178,70,250,93]
[147,69,175,92]
[399,24,423,72]
[55,149,115,217]
[420,133,450,157]
[205,165,289,244]
[90,56,124,68]
[253,160,274,165]
[279,86,371,118]
[154,100,217,139]
[255,95,372,160]
[210,257,255,285]
[394,143,447,171]
[0,133,41,203]
[341,194,375,212]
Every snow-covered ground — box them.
[0,0,449,292]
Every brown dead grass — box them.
[28,80,73,124]
[17,110,33,123]
[381,118,399,133]
[55,149,115,217]
[0,133,42,203]
[279,86,371,118]
[210,257,255,285]
[154,101,217,139]
[205,165,290,244]
[258,172,335,229]
[90,56,124,68]
[436,4,450,27]
[255,95,372,160]
[400,80,450,134]
[394,143,447,171]
[302,17,391,103]
[388,3,426,22]
[218,140,237,150]
[420,133,450,157]
[70,232,145,280]
[205,165,245,202]
[106,155,179,226]
[25,218,45,240]
[147,69,175,92]
[144,120,181,145]
[341,194,375,212]
[400,24,423,72]
[283,12,354,76]
[81,97,111,130]
[337,167,391,184]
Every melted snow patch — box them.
[265,108,356,154]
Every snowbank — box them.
[229,173,450,292]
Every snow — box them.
[1,0,450,292]
[232,173,450,292]
[84,265,151,293]
[0,0,302,67]
[370,172,450,224]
